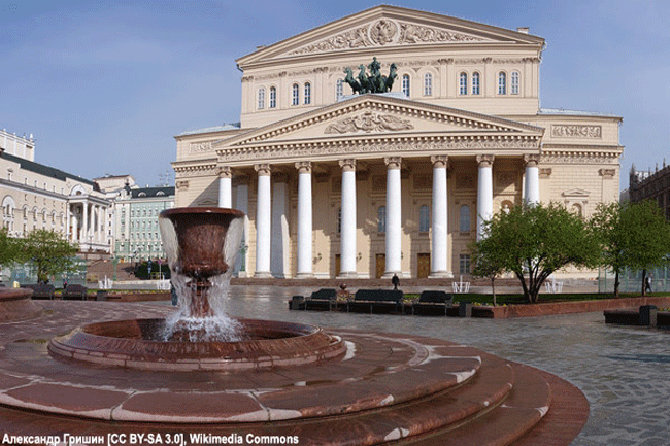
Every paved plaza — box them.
[1,285,668,445]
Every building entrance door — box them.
[375,254,385,278]
[417,253,431,278]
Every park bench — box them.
[304,288,338,311]
[62,284,88,300]
[411,290,453,316]
[22,284,56,300]
[348,289,403,314]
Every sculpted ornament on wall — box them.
[190,141,213,153]
[325,111,414,134]
[550,125,602,139]
[289,20,483,55]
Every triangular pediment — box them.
[216,94,543,150]
[237,5,544,65]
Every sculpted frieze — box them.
[218,138,539,163]
[324,111,414,134]
[174,165,218,178]
[550,125,602,139]
[289,20,484,56]
[189,141,213,153]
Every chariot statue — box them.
[344,57,397,94]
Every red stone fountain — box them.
[0,207,590,445]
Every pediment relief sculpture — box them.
[325,111,414,134]
[562,188,591,198]
[289,19,484,56]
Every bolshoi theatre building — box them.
[172,5,623,280]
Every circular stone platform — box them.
[0,287,41,322]
[0,302,589,445]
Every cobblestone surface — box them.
[1,285,668,446]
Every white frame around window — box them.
[459,72,468,95]
[258,88,266,109]
[304,82,311,105]
[402,74,410,97]
[472,72,480,95]
[498,72,507,95]
[269,86,276,108]
[292,83,300,106]
[511,71,519,95]
[423,73,433,96]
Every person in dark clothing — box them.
[392,274,400,290]
[645,274,653,294]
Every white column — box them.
[234,177,249,276]
[384,157,402,277]
[218,166,232,208]
[65,205,71,242]
[476,155,494,240]
[296,162,313,278]
[338,159,357,278]
[270,175,290,278]
[430,155,451,278]
[71,212,78,243]
[82,202,89,244]
[524,154,540,205]
[254,164,272,278]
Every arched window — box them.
[258,88,266,109]
[459,205,471,233]
[472,72,480,95]
[498,72,507,95]
[269,86,276,108]
[377,206,386,233]
[402,74,410,97]
[459,72,468,95]
[336,79,344,100]
[419,205,430,232]
[511,71,519,95]
[424,73,433,96]
[304,82,311,105]
[292,83,300,106]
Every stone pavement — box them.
[1,284,667,445]
[220,285,670,446]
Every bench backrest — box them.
[64,284,88,295]
[310,288,337,300]
[419,290,452,304]
[355,289,403,302]
[23,284,56,296]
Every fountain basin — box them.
[48,318,346,372]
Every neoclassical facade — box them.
[173,5,623,279]
[1,129,112,257]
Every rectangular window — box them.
[472,72,480,95]
[304,83,311,104]
[511,71,519,95]
[459,254,471,274]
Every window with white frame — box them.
[472,72,480,95]
[258,88,266,109]
[511,71,519,95]
[419,205,430,232]
[336,79,344,100]
[459,72,468,95]
[269,86,276,108]
[304,82,311,104]
[424,73,433,96]
[459,254,471,274]
[292,83,299,106]
[402,74,410,97]
[498,72,507,95]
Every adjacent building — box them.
[173,5,623,279]
[629,163,670,219]
[1,129,112,258]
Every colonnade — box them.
[218,154,541,278]
[67,202,107,245]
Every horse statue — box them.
[382,63,398,93]
[357,64,372,93]
[344,67,363,94]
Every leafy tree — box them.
[592,200,670,297]
[18,229,78,283]
[472,203,599,304]
[470,241,506,306]
[0,228,21,268]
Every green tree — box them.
[593,200,670,297]
[0,228,21,269]
[472,203,599,304]
[18,229,78,283]
[470,240,506,306]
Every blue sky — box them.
[1,0,668,190]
